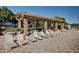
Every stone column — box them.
[23,18,28,39]
[44,20,48,31]
[67,25,71,30]
[36,20,38,30]
[61,23,64,30]
[16,18,22,30]
[18,20,21,30]
[54,22,58,30]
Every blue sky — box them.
[0,6,79,24]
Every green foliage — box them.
[53,16,69,26]
[48,22,53,27]
[37,21,44,28]
[28,20,36,29]
[53,16,66,22]
[77,23,79,27]
[0,6,16,24]
[28,20,44,30]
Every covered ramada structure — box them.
[16,12,65,38]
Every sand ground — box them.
[0,30,79,53]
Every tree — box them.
[53,16,66,22]
[0,6,16,24]
[77,23,79,27]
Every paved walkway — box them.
[0,30,79,53]
[8,30,79,53]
